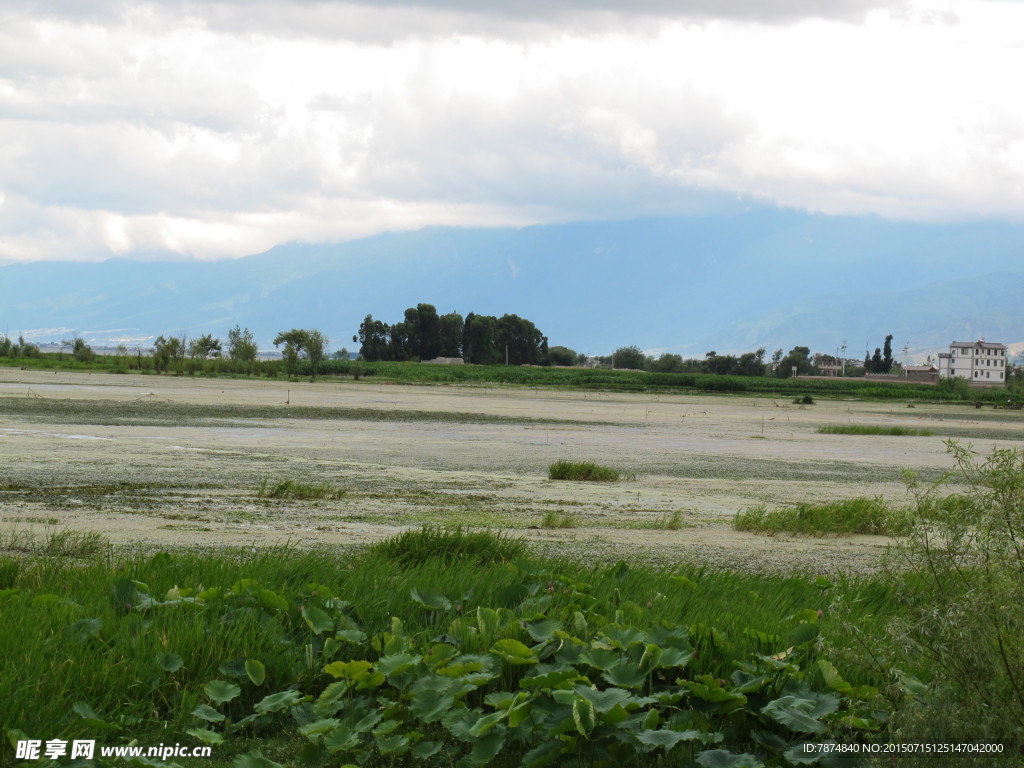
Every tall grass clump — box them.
[256,478,346,500]
[549,459,628,482]
[734,497,914,537]
[366,525,527,568]
[540,510,579,529]
[819,424,934,437]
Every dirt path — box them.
[3,369,1022,573]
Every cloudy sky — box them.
[1,0,1022,264]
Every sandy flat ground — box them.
[3,368,1022,573]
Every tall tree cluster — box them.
[354,304,549,365]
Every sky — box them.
[1,0,1022,264]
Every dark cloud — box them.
[5,0,909,43]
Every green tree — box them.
[305,329,327,379]
[612,346,646,370]
[735,348,766,377]
[152,336,186,374]
[882,334,894,373]
[353,315,390,362]
[438,312,464,358]
[495,314,547,365]
[463,314,499,364]
[414,303,442,360]
[871,347,883,374]
[62,337,95,363]
[546,346,578,367]
[650,353,683,373]
[274,329,328,379]
[274,329,304,378]
[775,346,812,378]
[227,326,258,363]
[188,334,222,359]
[705,353,735,375]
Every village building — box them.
[936,339,1007,385]
[904,364,939,384]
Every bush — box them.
[885,442,1024,749]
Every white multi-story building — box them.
[936,339,1007,385]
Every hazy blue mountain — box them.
[2,209,1022,358]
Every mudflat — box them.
[3,368,1022,573]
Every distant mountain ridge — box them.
[2,210,1022,360]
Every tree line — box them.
[354,304,550,365]
[0,325,940,384]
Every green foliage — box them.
[612,345,646,370]
[734,498,914,537]
[549,460,628,482]
[188,333,222,359]
[152,335,186,374]
[793,395,815,405]
[274,328,328,379]
[545,345,579,367]
[227,325,258,364]
[62,336,96,363]
[256,479,346,500]
[881,443,1024,749]
[0,531,908,764]
[818,425,933,436]
[775,346,813,378]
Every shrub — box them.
[883,442,1024,748]
[549,460,630,482]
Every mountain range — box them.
[2,209,1022,361]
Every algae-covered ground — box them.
[3,368,1022,573]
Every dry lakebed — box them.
[3,368,1023,574]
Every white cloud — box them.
[0,0,1022,262]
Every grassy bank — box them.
[3,352,1017,403]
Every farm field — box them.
[4,368,1022,573]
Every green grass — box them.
[818,424,935,436]
[733,497,915,537]
[548,459,629,482]
[0,528,905,766]
[256,478,346,500]
[5,351,1017,403]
